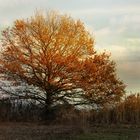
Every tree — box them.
[0,11,125,112]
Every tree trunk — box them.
[43,91,53,121]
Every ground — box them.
[0,123,140,140]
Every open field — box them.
[0,123,139,140]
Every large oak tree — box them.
[0,11,125,111]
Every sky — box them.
[0,0,140,92]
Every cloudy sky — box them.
[0,0,140,92]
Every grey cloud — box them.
[117,61,140,92]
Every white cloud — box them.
[65,5,140,17]
[95,44,128,60]
[126,38,140,43]
[95,27,111,37]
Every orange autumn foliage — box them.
[0,11,125,109]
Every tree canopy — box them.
[0,11,125,110]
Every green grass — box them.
[74,132,138,140]
[0,123,139,140]
[54,125,140,140]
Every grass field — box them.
[0,123,139,140]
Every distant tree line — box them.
[0,94,139,125]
